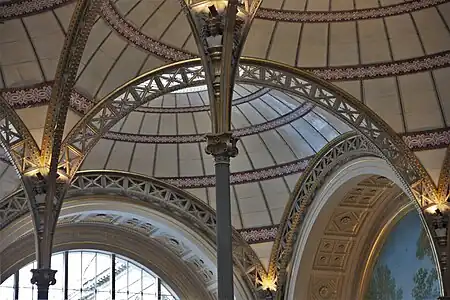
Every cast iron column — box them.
[206,133,238,300]
[179,1,262,298]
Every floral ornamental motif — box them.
[403,128,450,152]
[239,226,278,244]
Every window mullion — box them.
[13,271,19,300]
[64,252,68,300]
[111,254,116,300]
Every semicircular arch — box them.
[0,172,264,299]
[282,156,442,299]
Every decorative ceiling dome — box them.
[1,0,450,295]
[81,80,351,229]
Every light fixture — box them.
[260,276,277,292]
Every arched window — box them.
[0,250,179,300]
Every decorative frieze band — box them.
[255,0,449,23]
[0,84,271,114]
[164,158,311,189]
[103,102,314,144]
[307,51,450,81]
[1,0,447,23]
[1,82,93,114]
[238,225,278,244]
[402,127,450,151]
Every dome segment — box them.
[81,80,351,230]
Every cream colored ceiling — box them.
[0,4,74,88]
[1,0,450,231]
[0,148,21,200]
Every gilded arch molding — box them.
[0,170,268,296]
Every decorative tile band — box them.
[238,225,278,244]
[1,0,447,23]
[100,1,194,62]
[0,0,72,20]
[402,127,450,152]
[1,82,93,114]
[162,157,311,189]
[103,102,314,144]
[255,0,449,23]
[136,87,270,113]
[306,51,450,81]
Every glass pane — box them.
[96,252,112,294]
[67,251,82,299]
[128,264,142,299]
[19,261,35,300]
[7,250,178,300]
[0,274,15,300]
[81,251,96,295]
[115,257,128,298]
[142,273,157,298]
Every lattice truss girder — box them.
[0,170,268,296]
[62,59,437,203]
[0,98,41,175]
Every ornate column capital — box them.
[205,132,239,161]
[30,268,57,288]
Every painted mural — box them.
[365,211,441,300]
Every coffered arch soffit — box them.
[279,155,440,300]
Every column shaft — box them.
[215,157,234,300]
[37,286,49,300]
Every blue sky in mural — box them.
[365,211,441,300]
